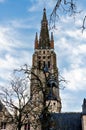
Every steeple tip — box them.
[43,8,46,12]
[39,8,50,49]
[42,8,47,21]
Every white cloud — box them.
[28,0,43,12]
[50,10,86,111]
[10,19,34,29]
[53,14,86,93]
[0,51,32,86]
[0,0,5,3]
[61,91,83,112]
[0,26,22,49]
[0,25,33,87]
[75,44,86,54]
[28,0,55,12]
[0,24,34,50]
[62,67,86,90]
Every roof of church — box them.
[51,112,82,130]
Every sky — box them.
[0,0,86,112]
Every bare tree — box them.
[15,64,65,130]
[0,66,49,130]
[49,0,86,32]
[0,64,66,130]
[0,75,31,130]
[14,65,51,130]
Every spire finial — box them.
[43,7,46,12]
[42,8,47,21]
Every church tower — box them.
[31,8,61,113]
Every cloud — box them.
[28,0,43,12]
[0,51,32,86]
[0,26,22,49]
[61,91,83,112]
[53,14,86,93]
[9,19,34,29]
[0,24,33,87]
[28,0,55,12]
[48,7,86,111]
[0,0,5,3]
[62,67,86,90]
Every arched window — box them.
[38,61,41,69]
[43,61,45,68]
[1,122,6,129]
[48,61,50,68]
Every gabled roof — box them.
[51,112,82,130]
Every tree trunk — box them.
[17,124,22,130]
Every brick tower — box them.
[30,8,61,113]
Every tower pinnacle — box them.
[39,8,50,49]
[50,32,54,49]
[34,32,38,49]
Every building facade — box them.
[31,8,61,114]
[0,100,13,130]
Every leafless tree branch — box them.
[49,0,85,32]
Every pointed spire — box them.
[50,32,54,49]
[39,8,50,49]
[42,8,47,21]
[34,32,38,49]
